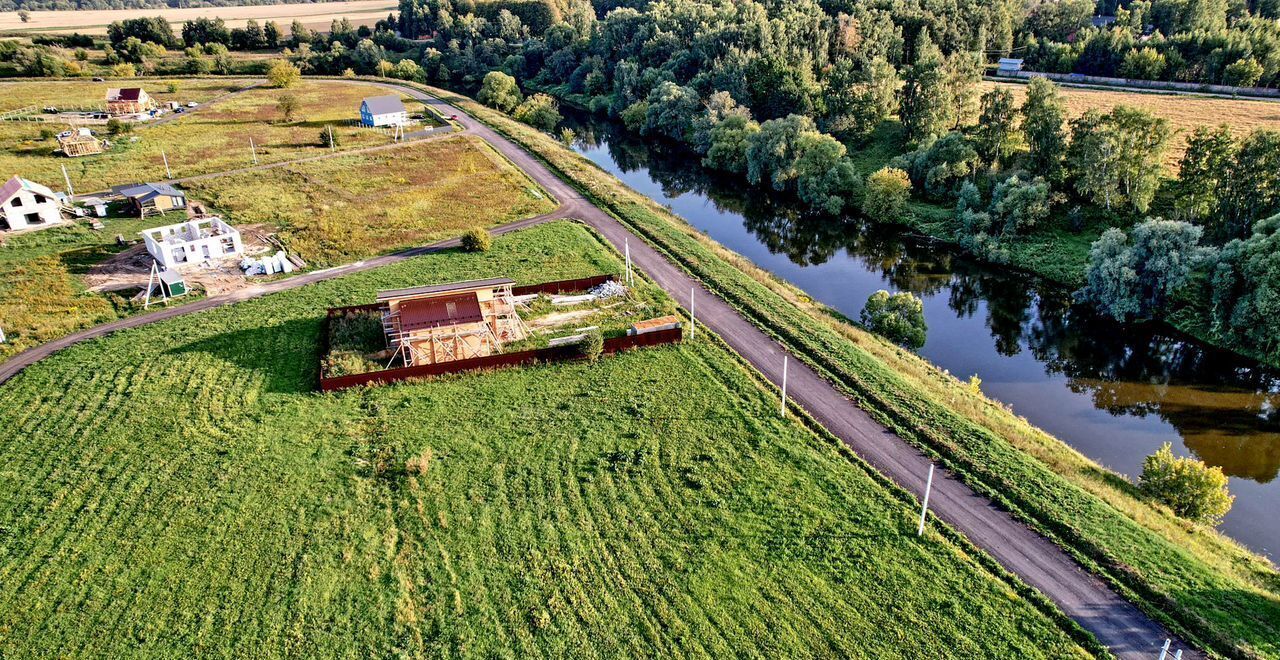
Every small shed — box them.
[157,268,187,297]
[360,95,408,127]
[113,182,186,217]
[79,196,109,217]
[997,58,1024,75]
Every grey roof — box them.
[113,182,183,202]
[378,277,515,302]
[362,95,406,116]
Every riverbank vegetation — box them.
[429,84,1280,658]
[0,221,1092,657]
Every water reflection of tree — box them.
[564,108,1280,483]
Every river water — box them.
[559,110,1280,558]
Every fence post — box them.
[780,355,787,416]
[917,464,935,536]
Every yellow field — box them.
[0,0,396,35]
[0,79,417,192]
[182,135,557,265]
[990,80,1280,168]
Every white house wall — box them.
[1,190,63,232]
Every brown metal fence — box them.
[318,327,682,392]
[318,273,669,392]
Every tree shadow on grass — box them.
[58,243,129,275]
[164,316,324,394]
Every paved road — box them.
[1,79,1201,659]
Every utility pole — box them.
[249,137,258,165]
[917,464,935,536]
[328,125,335,152]
[61,164,74,197]
[162,150,172,179]
[0,326,6,343]
[1158,640,1170,660]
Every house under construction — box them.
[377,278,527,366]
[57,130,104,157]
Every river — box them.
[559,109,1280,558]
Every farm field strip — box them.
[0,0,397,34]
[0,79,418,192]
[0,221,1088,656]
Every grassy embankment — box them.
[0,79,419,191]
[425,84,1280,659]
[0,221,1091,657]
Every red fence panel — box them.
[318,326,683,392]
[512,274,616,296]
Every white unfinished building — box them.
[141,216,244,269]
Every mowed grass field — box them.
[0,221,1089,657]
[0,79,416,192]
[989,80,1280,168]
[0,0,396,34]
[184,135,555,266]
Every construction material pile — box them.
[590,280,628,299]
[241,250,295,276]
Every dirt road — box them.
[0,79,1201,659]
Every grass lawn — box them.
[432,85,1280,658]
[0,79,421,192]
[183,135,555,266]
[0,207,186,361]
[0,221,1088,657]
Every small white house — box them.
[997,58,1025,75]
[141,216,244,269]
[360,95,408,127]
[0,175,65,232]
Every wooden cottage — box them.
[105,87,153,115]
[113,182,186,217]
[377,278,527,366]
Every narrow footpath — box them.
[0,79,1200,659]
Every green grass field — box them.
[0,221,1088,656]
[431,86,1280,658]
[0,79,419,192]
[183,135,555,266]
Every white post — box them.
[1173,651,1182,660]
[917,464,935,537]
[143,261,156,309]
[249,137,258,165]
[689,286,696,339]
[328,125,335,152]
[1158,640,1170,660]
[780,355,788,416]
[162,150,172,179]
[0,326,6,343]
[61,164,74,197]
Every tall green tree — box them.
[1067,107,1170,213]
[477,70,523,112]
[1020,77,1067,179]
[861,290,927,349]
[1175,124,1234,223]
[1218,130,1280,240]
[899,29,951,143]
[974,88,1018,168]
[821,56,898,142]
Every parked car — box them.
[92,77,104,82]
[42,106,58,114]
[174,107,184,114]
[186,101,198,108]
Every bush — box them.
[106,118,132,135]
[1139,443,1234,524]
[859,289,927,349]
[579,328,604,362]
[110,62,136,77]
[266,59,300,88]
[460,227,492,252]
[862,167,912,221]
[318,125,340,148]
[477,70,523,113]
[513,93,561,132]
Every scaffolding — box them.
[58,134,104,157]
[380,283,528,367]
